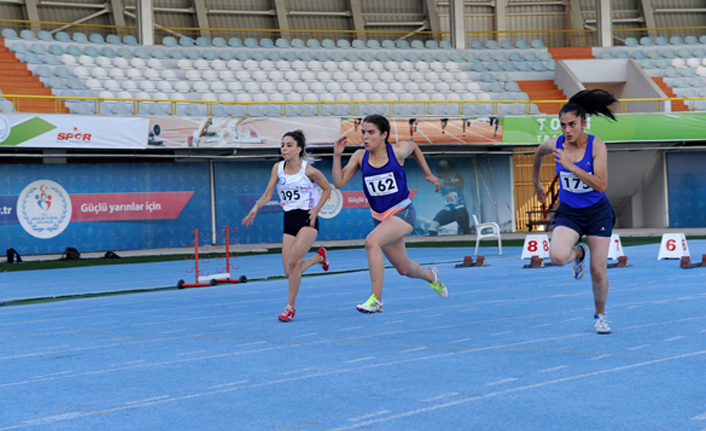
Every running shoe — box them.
[594,313,611,334]
[571,243,588,280]
[278,305,295,322]
[429,267,448,299]
[317,247,329,272]
[356,293,383,313]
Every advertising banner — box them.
[667,151,706,228]
[0,113,148,149]
[0,163,210,254]
[214,157,513,245]
[502,112,706,146]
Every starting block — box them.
[607,256,629,268]
[680,254,706,269]
[455,255,486,268]
[523,255,554,269]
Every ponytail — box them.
[282,129,317,163]
[559,89,617,121]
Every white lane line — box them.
[448,338,472,344]
[691,411,706,420]
[538,365,568,373]
[626,344,650,351]
[31,371,73,379]
[339,326,364,332]
[282,367,315,376]
[344,356,375,364]
[124,395,171,405]
[665,336,685,342]
[564,317,582,322]
[400,347,428,354]
[531,324,550,328]
[491,331,512,337]
[384,320,406,325]
[108,360,145,367]
[422,393,459,403]
[177,350,208,356]
[326,348,706,431]
[348,410,392,422]
[291,333,318,339]
[587,354,613,361]
[485,378,517,386]
[422,313,444,318]
[209,380,248,389]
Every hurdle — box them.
[455,255,486,268]
[211,226,247,284]
[680,254,706,269]
[177,228,218,289]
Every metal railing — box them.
[2,94,704,116]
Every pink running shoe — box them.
[317,247,329,272]
[278,305,295,322]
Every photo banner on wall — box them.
[501,112,706,145]
[0,113,148,149]
[340,117,503,145]
[146,116,341,148]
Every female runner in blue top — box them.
[532,89,617,334]
[332,114,448,313]
[242,130,331,322]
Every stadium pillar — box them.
[449,0,466,50]
[494,0,509,43]
[136,0,155,46]
[596,0,612,47]
[25,0,41,33]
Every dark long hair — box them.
[282,129,316,162]
[559,89,617,121]
[362,114,391,144]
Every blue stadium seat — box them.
[291,38,305,48]
[219,50,234,60]
[228,37,243,47]
[420,52,434,62]
[134,47,150,59]
[538,52,552,61]
[179,36,195,47]
[116,46,134,58]
[471,62,487,72]
[100,46,117,58]
[170,49,186,59]
[10,41,27,53]
[322,39,336,49]
[407,40,421,49]
[314,51,329,62]
[260,38,275,48]
[390,52,405,62]
[375,52,390,62]
[123,35,138,46]
[502,61,517,71]
[655,36,669,46]
[186,49,202,60]
[471,40,485,50]
[486,40,500,49]
[693,48,706,57]
[151,47,167,59]
[20,29,37,40]
[448,52,463,62]
[73,32,88,43]
[700,35,706,45]
[426,40,439,49]
[212,37,227,47]
[161,36,178,47]
[599,51,613,59]
[267,50,283,61]
[196,37,211,47]
[670,36,685,46]
[251,50,266,61]
[531,61,547,71]
[678,48,692,58]
[435,52,449,62]
[640,37,654,46]
[530,39,545,49]
[352,39,366,49]
[42,53,60,65]
[345,51,360,62]
[487,61,502,71]
[500,40,514,49]
[275,38,290,48]
[54,66,71,78]
[639,59,655,69]
[439,40,453,49]
[55,31,71,42]
[86,33,105,44]
[662,48,677,59]
[235,50,250,61]
[367,40,381,49]
[306,39,321,49]
[29,43,46,54]
[515,39,529,49]
[35,30,53,42]
[64,45,81,56]
[508,52,522,62]
[625,37,638,47]
[404,52,419,62]
[493,52,508,61]
[516,61,531,71]
[101,34,119,46]
[646,49,662,59]
[381,39,394,49]
[463,51,477,62]
[523,52,538,61]
[83,46,99,57]
[2,29,18,39]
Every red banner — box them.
[70,192,194,222]
[341,190,418,209]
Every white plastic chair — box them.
[473,215,502,256]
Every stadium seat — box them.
[106,34,122,45]
[616,50,630,58]
[212,37,227,48]
[530,39,545,48]
[42,53,60,65]
[196,37,211,47]
[2,29,19,39]
[367,40,381,49]
[352,39,366,49]
[260,38,274,48]
[486,40,500,49]
[655,36,669,46]
[515,39,529,49]
[471,40,485,50]
[646,49,662,59]
[179,36,195,47]
[670,36,685,46]
[625,37,638,47]
[123,35,138,46]
[55,31,71,43]
[73,32,88,43]
[186,49,201,60]
[640,37,654,46]
[631,50,647,60]
[228,37,243,47]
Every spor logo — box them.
[17,180,73,239]
[318,187,343,219]
[0,115,10,144]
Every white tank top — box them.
[276,160,320,212]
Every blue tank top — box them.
[361,143,410,213]
[555,134,606,208]
[440,175,467,210]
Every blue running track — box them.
[1,242,705,431]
